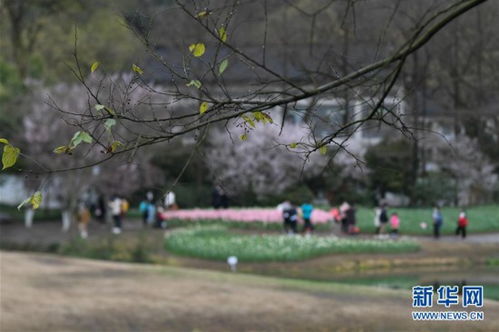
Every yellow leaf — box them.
[319,145,328,155]
[18,191,43,210]
[0,138,9,145]
[110,141,123,152]
[253,111,264,121]
[30,191,42,209]
[132,64,144,75]
[242,115,255,128]
[195,10,210,18]
[2,144,20,170]
[53,146,70,154]
[90,61,100,73]
[189,43,206,57]
[217,27,227,42]
[240,134,248,141]
[186,80,202,89]
[262,112,273,124]
[199,102,209,114]
[95,104,115,115]
[289,143,298,149]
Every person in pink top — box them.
[390,212,400,238]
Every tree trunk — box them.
[62,210,72,232]
[24,208,34,228]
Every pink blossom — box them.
[161,208,331,224]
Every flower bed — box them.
[165,226,420,262]
[161,208,331,224]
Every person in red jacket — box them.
[456,211,468,239]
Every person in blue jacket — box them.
[301,203,314,234]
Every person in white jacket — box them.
[109,195,122,234]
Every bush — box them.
[58,235,152,263]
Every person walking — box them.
[456,210,468,239]
[378,204,389,236]
[281,201,298,234]
[432,205,443,239]
[390,212,400,238]
[164,191,178,210]
[109,195,123,234]
[139,191,154,227]
[374,206,381,234]
[345,203,358,234]
[301,202,314,235]
[77,202,91,239]
[339,202,350,233]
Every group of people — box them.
[75,195,130,237]
[330,202,359,235]
[278,201,315,235]
[75,191,177,238]
[139,191,177,230]
[373,204,400,238]
[277,199,471,240]
[372,204,470,239]
[432,206,469,239]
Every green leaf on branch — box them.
[199,102,209,115]
[104,119,116,130]
[90,61,100,73]
[217,27,227,42]
[132,64,144,75]
[0,138,9,145]
[2,144,20,170]
[242,115,255,128]
[219,59,229,75]
[240,134,248,141]
[70,131,93,148]
[95,104,116,115]
[319,145,328,155]
[53,146,71,154]
[289,142,298,149]
[189,43,206,57]
[17,191,42,210]
[253,111,273,124]
[186,80,202,89]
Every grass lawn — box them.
[165,226,420,262]
[355,205,499,235]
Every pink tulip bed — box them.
[160,208,332,224]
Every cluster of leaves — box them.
[53,131,93,154]
[0,138,43,210]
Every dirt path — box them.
[1,251,498,332]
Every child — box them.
[456,211,468,239]
[390,212,400,238]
